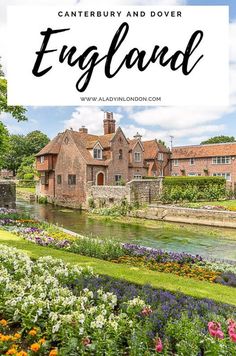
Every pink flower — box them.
[155,338,163,353]
[141,307,153,317]
[228,320,236,343]
[208,322,224,339]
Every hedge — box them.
[163,176,226,188]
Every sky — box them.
[0,0,236,147]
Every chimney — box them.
[103,112,116,135]
[79,126,88,134]
[133,132,142,140]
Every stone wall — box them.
[87,178,162,207]
[127,179,162,204]
[0,181,16,208]
[130,204,236,228]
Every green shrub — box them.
[88,196,96,209]
[161,176,227,203]
[38,196,47,204]
[23,173,34,180]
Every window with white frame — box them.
[173,159,179,167]
[133,175,142,180]
[158,152,164,161]
[93,148,102,159]
[189,158,195,165]
[212,156,231,165]
[40,156,45,163]
[172,173,179,176]
[212,173,231,181]
[134,152,141,162]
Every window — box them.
[40,156,45,163]
[68,174,76,185]
[115,174,122,185]
[212,156,231,164]
[173,159,179,167]
[158,153,164,161]
[190,158,195,165]
[213,173,231,181]
[134,152,141,162]
[41,172,49,185]
[93,148,102,159]
[188,172,198,176]
[133,175,142,180]
[172,173,179,176]
[118,149,123,160]
[57,175,62,184]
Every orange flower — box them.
[28,329,37,336]
[0,319,8,327]
[16,352,28,356]
[30,343,40,352]
[6,349,17,355]
[14,333,21,339]
[49,349,58,356]
[39,338,46,344]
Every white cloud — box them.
[64,107,122,135]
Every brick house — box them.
[171,142,236,189]
[36,112,170,207]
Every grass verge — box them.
[1,228,236,306]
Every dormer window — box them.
[93,148,102,159]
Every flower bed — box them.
[1,209,236,287]
[0,244,236,355]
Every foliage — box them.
[201,135,235,145]
[162,177,228,203]
[17,156,36,179]
[0,78,27,122]
[92,198,138,217]
[88,197,96,209]
[0,121,9,166]
[1,131,49,175]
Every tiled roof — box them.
[143,140,169,160]
[35,133,63,156]
[172,143,236,159]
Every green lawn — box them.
[184,200,236,211]
[1,229,236,306]
[16,187,36,194]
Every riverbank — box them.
[88,212,236,240]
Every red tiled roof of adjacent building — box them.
[143,140,169,160]
[172,142,236,159]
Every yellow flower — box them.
[49,349,58,356]
[14,333,21,339]
[6,348,17,355]
[28,329,37,336]
[16,352,28,356]
[39,338,46,344]
[0,319,8,327]
[30,343,40,352]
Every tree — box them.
[25,130,50,156]
[17,155,36,180]
[0,57,27,122]
[0,122,9,166]
[201,136,235,145]
[1,130,50,175]
[158,139,168,148]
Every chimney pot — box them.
[79,126,88,133]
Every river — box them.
[16,199,236,262]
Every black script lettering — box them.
[32,28,70,77]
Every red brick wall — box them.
[53,131,87,205]
[171,157,236,186]
[107,130,130,185]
